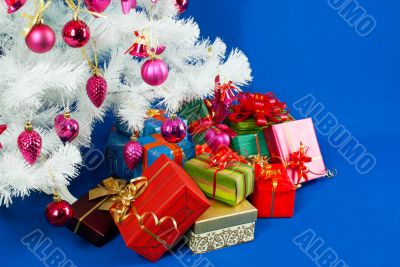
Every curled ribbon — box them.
[207,146,246,170]
[21,0,52,36]
[286,142,312,183]
[214,75,239,104]
[229,92,292,127]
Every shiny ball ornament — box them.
[161,114,186,143]
[18,123,42,165]
[62,19,90,48]
[123,136,143,170]
[205,127,230,152]
[86,75,108,108]
[5,0,27,14]
[45,195,73,227]
[141,58,169,86]
[25,23,56,53]
[54,112,79,145]
[84,0,111,15]
[175,0,188,13]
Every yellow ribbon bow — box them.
[22,0,52,36]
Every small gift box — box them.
[184,151,255,206]
[67,177,124,247]
[249,163,296,217]
[264,118,327,184]
[187,199,257,254]
[110,155,210,262]
[231,132,269,157]
[116,109,188,138]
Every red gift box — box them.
[250,164,296,218]
[111,154,210,262]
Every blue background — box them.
[1,0,398,266]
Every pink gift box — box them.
[264,118,326,184]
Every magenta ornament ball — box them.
[84,0,111,14]
[175,0,188,13]
[141,59,169,86]
[123,138,143,170]
[161,116,186,143]
[25,24,56,53]
[45,200,73,227]
[86,75,108,108]
[205,128,230,152]
[62,19,91,48]
[54,114,80,145]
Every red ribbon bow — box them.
[214,75,238,104]
[287,142,312,184]
[229,92,292,127]
[207,146,246,170]
[0,124,7,150]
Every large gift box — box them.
[231,132,269,157]
[264,118,327,184]
[187,199,257,254]
[110,155,210,262]
[107,128,195,178]
[67,177,122,247]
[184,154,255,206]
[250,163,296,217]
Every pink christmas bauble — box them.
[121,0,136,14]
[25,24,56,54]
[141,59,169,86]
[5,0,26,14]
[54,113,79,145]
[62,19,90,48]
[123,137,143,170]
[17,125,42,165]
[45,199,73,227]
[205,127,230,152]
[84,0,111,15]
[175,0,188,13]
[86,75,108,108]
[161,115,186,143]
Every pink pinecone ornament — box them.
[123,136,143,170]
[18,122,42,165]
[86,75,108,108]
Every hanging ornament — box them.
[141,58,169,86]
[175,0,188,13]
[124,31,148,59]
[83,47,108,108]
[45,192,73,227]
[0,124,7,150]
[212,75,239,124]
[205,127,231,152]
[154,44,166,55]
[5,0,27,14]
[161,114,186,143]
[121,0,136,14]
[17,122,42,165]
[22,0,55,53]
[84,0,111,15]
[123,134,143,170]
[54,111,79,145]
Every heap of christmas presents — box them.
[66,81,331,262]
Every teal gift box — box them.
[106,128,195,179]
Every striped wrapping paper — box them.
[184,154,255,206]
[228,117,266,135]
[231,132,270,157]
[178,100,211,144]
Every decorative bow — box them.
[210,75,239,124]
[207,146,246,170]
[195,143,213,156]
[229,92,292,127]
[286,142,312,184]
[21,0,52,36]
[0,124,7,150]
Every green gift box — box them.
[184,154,255,206]
[228,117,267,135]
[179,100,212,144]
[231,132,269,157]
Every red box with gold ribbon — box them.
[250,162,296,217]
[264,118,327,184]
[110,155,210,262]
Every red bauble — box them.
[5,0,26,14]
[62,19,91,48]
[25,24,56,54]
[86,75,108,108]
[160,115,186,143]
[45,197,73,227]
[175,0,188,13]
[17,123,42,165]
[123,136,143,170]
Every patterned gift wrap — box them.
[231,132,269,157]
[184,154,255,206]
[178,100,211,144]
[228,117,267,135]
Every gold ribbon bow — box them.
[146,109,164,118]
[22,0,52,36]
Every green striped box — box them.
[231,132,269,157]
[178,100,211,144]
[228,117,266,135]
[184,154,255,206]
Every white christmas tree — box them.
[0,0,252,207]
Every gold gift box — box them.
[187,200,258,254]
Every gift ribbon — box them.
[0,124,7,150]
[146,109,166,122]
[21,0,52,36]
[142,134,183,170]
[110,162,179,249]
[82,46,102,76]
[214,75,238,104]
